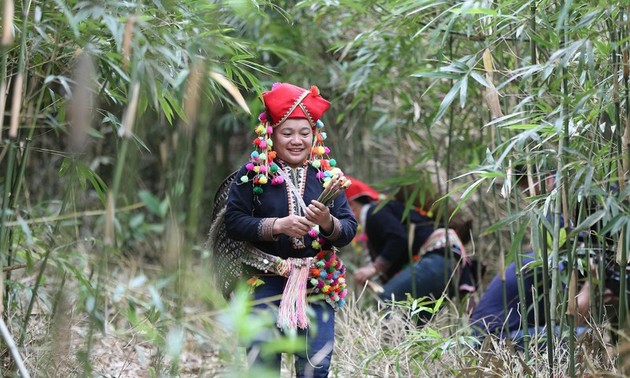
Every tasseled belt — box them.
[243,245,348,330]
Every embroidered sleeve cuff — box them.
[258,218,278,241]
[319,216,341,241]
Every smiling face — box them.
[272,118,313,168]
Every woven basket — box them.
[206,171,245,299]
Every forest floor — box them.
[5,253,627,377]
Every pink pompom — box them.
[324,147,330,154]
[246,163,255,171]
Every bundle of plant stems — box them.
[317,175,352,206]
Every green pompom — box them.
[253,186,263,195]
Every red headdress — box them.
[241,82,342,196]
[344,176,380,202]
[261,83,330,127]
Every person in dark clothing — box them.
[223,82,357,377]
[470,167,616,345]
[469,255,544,339]
[469,253,614,346]
[347,177,476,323]
[351,197,435,283]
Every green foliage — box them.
[2,0,630,375]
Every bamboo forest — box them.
[1,0,630,377]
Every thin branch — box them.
[0,317,31,378]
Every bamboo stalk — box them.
[0,317,30,377]
[0,0,12,135]
[610,9,628,339]
[0,142,16,314]
[1,0,14,47]
[19,188,70,346]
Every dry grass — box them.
[2,256,628,377]
[333,291,625,378]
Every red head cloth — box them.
[345,176,380,202]
[261,83,331,127]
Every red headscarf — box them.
[261,83,330,127]
[345,176,380,202]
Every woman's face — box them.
[272,118,313,168]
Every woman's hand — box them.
[305,200,334,233]
[353,264,378,286]
[273,215,314,238]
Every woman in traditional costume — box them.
[348,178,476,324]
[224,82,357,377]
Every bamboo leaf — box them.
[209,71,251,115]
[568,209,605,239]
[433,79,463,125]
